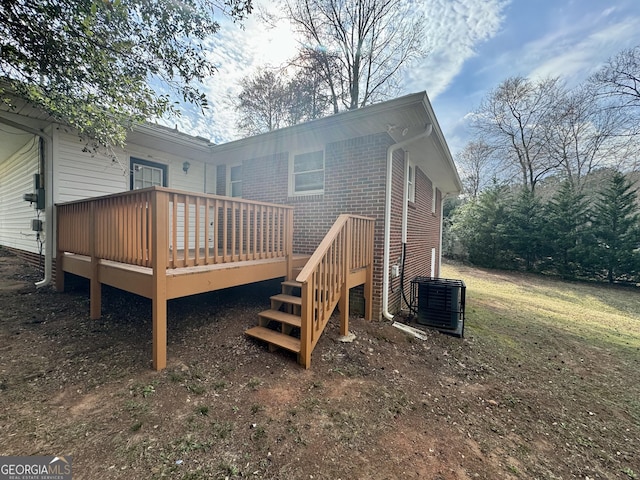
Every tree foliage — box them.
[236,67,330,136]
[281,0,427,112]
[450,184,511,269]
[472,76,563,193]
[543,180,590,277]
[446,170,640,284]
[587,171,639,283]
[462,46,640,196]
[0,0,253,147]
[591,45,640,111]
[456,140,497,199]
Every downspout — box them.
[382,124,432,320]
[36,132,54,288]
[0,117,54,287]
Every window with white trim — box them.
[227,164,242,197]
[432,186,438,214]
[290,149,325,196]
[130,158,167,190]
[407,161,416,203]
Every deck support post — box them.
[339,220,352,336]
[299,279,312,368]
[151,190,169,371]
[364,221,374,321]
[55,205,64,293]
[89,202,101,319]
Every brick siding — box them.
[240,132,442,320]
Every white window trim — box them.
[226,164,242,197]
[288,148,325,197]
[406,160,416,203]
[432,185,438,214]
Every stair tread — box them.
[270,293,302,306]
[281,280,302,288]
[259,309,302,328]
[245,326,301,353]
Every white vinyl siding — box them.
[289,149,324,196]
[0,137,41,253]
[56,131,127,202]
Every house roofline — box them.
[212,92,429,154]
[419,92,463,193]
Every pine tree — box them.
[506,189,544,271]
[544,181,590,277]
[588,171,639,283]
[450,185,511,268]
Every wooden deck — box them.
[56,187,376,370]
[56,187,297,370]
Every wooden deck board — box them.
[245,326,301,353]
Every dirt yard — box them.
[0,247,638,479]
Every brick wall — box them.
[385,152,442,315]
[240,132,442,320]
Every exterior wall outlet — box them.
[391,264,400,278]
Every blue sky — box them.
[168,0,640,157]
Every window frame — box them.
[406,160,416,204]
[130,157,168,190]
[226,164,242,198]
[288,148,325,197]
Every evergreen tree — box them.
[450,185,511,268]
[505,189,544,270]
[587,171,639,283]
[543,181,590,277]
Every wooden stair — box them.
[245,259,307,359]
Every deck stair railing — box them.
[245,214,375,368]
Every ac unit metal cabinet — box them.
[410,277,466,337]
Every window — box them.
[407,161,416,203]
[227,164,242,197]
[290,150,324,196]
[130,158,167,190]
[432,186,438,214]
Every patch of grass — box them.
[218,461,239,477]
[212,379,227,391]
[173,434,211,454]
[124,400,149,415]
[196,405,209,416]
[186,383,206,395]
[251,425,267,441]
[130,421,143,432]
[168,371,186,383]
[247,377,261,390]
[141,384,156,398]
[211,421,233,439]
[250,403,263,414]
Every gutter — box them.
[382,124,433,320]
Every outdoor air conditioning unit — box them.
[410,277,466,337]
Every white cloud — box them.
[160,1,299,143]
[404,0,510,98]
[527,17,640,83]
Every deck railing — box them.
[56,187,294,270]
[296,215,375,367]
